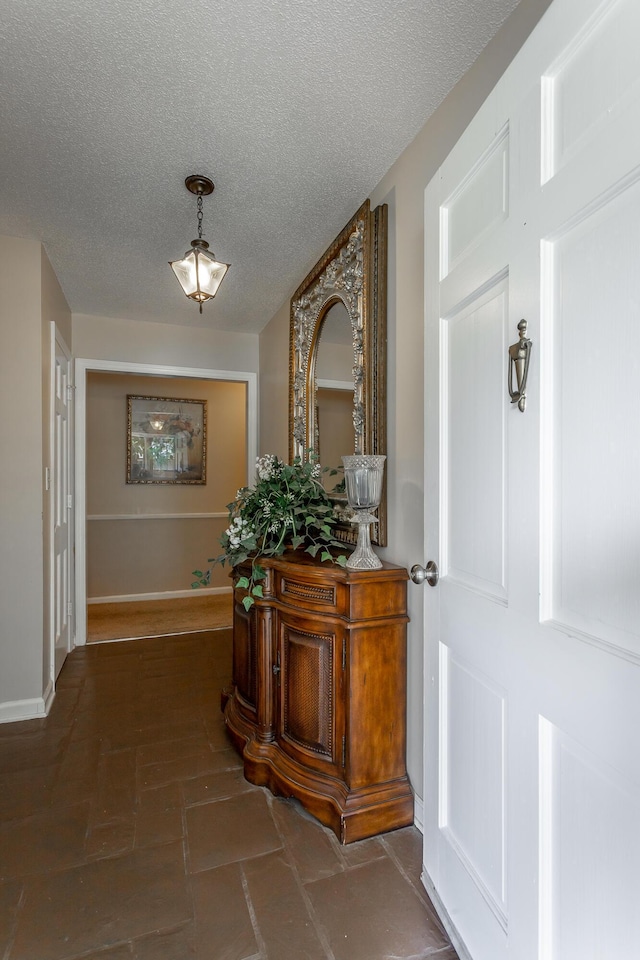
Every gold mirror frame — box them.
[289,199,387,546]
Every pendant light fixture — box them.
[169,175,230,313]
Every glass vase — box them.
[341,455,386,569]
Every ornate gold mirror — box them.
[289,199,387,545]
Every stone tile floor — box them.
[0,629,459,960]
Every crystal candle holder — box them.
[342,454,386,569]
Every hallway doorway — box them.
[74,359,257,647]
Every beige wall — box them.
[257,0,554,801]
[42,249,72,348]
[316,388,354,480]
[316,341,353,383]
[0,237,44,706]
[73,312,259,374]
[86,373,246,598]
[259,300,290,460]
[0,237,71,713]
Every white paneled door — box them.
[52,326,73,679]
[422,1,640,958]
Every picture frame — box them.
[126,395,207,484]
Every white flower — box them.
[226,515,253,547]
[256,454,278,481]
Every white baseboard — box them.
[43,678,55,714]
[421,867,473,960]
[0,692,51,724]
[413,794,424,834]
[87,586,232,604]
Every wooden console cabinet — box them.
[223,550,414,843]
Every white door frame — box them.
[50,323,73,681]
[74,357,258,646]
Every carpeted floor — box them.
[87,592,233,643]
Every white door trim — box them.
[50,323,73,680]
[74,357,258,646]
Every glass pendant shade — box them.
[170,239,229,306]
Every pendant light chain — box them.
[197,192,205,313]
[197,193,204,240]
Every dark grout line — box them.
[267,793,338,960]
[240,864,268,960]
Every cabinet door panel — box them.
[277,613,344,777]
[233,600,258,714]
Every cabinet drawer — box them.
[276,570,345,615]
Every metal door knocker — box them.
[508,319,532,412]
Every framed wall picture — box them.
[126,395,207,484]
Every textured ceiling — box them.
[0,0,521,334]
